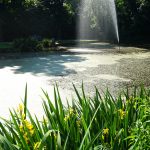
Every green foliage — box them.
[13,37,38,52]
[0,0,77,41]
[126,94,150,149]
[13,38,57,52]
[0,85,150,149]
[0,42,13,52]
[0,0,150,41]
[0,42,12,49]
[35,42,44,51]
[42,39,53,48]
[116,0,150,41]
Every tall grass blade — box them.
[24,83,27,119]
[79,104,101,150]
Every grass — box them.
[0,42,12,49]
[0,84,150,149]
[0,42,13,53]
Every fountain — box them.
[77,0,119,43]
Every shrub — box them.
[51,38,56,47]
[13,38,24,51]
[24,38,38,52]
[13,38,57,52]
[36,43,44,51]
[42,39,52,48]
[13,37,38,52]
[41,38,56,48]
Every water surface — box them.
[0,42,150,118]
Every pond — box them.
[0,42,150,118]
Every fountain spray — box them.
[78,0,120,44]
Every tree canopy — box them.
[0,0,150,42]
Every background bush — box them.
[13,37,38,52]
[42,39,52,48]
[13,37,56,52]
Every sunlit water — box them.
[0,45,150,119]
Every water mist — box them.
[77,0,119,43]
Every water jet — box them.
[77,0,119,45]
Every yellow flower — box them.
[76,120,81,127]
[34,142,40,150]
[24,120,33,130]
[22,120,35,135]
[30,129,34,135]
[19,125,24,132]
[21,113,26,120]
[17,103,24,113]
[64,115,70,122]
[103,128,109,135]
[69,108,74,115]
[118,109,126,120]
[23,133,28,143]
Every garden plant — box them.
[0,84,150,149]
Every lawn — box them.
[0,42,12,49]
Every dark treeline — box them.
[0,0,150,42]
[0,0,77,41]
[116,0,150,43]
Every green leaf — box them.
[24,83,28,119]
[79,104,101,150]
[0,134,18,150]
